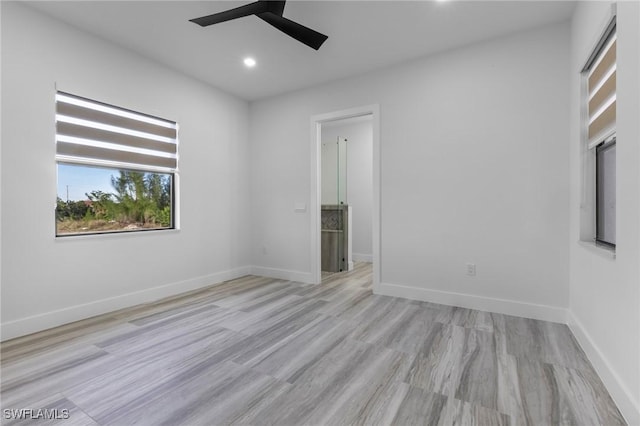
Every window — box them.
[583,19,616,248]
[55,92,178,236]
[596,140,616,246]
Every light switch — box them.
[294,202,307,213]
[466,263,476,276]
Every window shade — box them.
[55,92,178,172]
[586,28,616,149]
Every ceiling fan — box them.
[189,0,328,50]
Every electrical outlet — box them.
[466,263,476,276]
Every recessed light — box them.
[244,57,256,68]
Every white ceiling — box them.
[26,1,576,101]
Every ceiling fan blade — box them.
[257,12,328,50]
[190,1,268,27]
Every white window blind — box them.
[55,92,178,173]
[585,24,616,149]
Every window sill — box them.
[55,228,180,242]
[577,240,616,260]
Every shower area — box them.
[321,136,353,273]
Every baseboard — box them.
[250,266,315,284]
[567,311,640,426]
[353,253,373,263]
[377,282,568,323]
[0,266,251,342]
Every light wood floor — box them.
[1,263,625,425]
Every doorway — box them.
[309,105,380,290]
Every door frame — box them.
[309,104,380,290]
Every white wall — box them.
[250,22,571,320]
[0,2,251,340]
[322,118,373,261]
[568,2,640,423]
[320,132,340,205]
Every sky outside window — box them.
[57,164,118,201]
